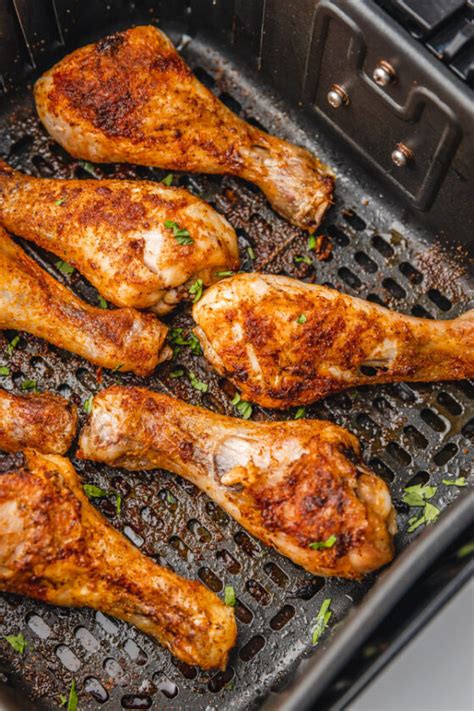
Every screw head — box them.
[391,143,412,167]
[327,84,349,109]
[373,60,396,87]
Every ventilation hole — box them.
[75,366,97,389]
[85,677,109,703]
[172,658,197,680]
[216,549,241,574]
[121,695,152,709]
[31,154,55,177]
[239,635,265,661]
[391,383,416,403]
[455,381,474,399]
[177,477,199,496]
[433,443,458,466]
[420,408,447,432]
[437,392,462,416]
[234,530,260,557]
[427,288,452,312]
[403,425,428,449]
[75,627,100,652]
[399,261,423,284]
[329,392,353,410]
[326,224,350,246]
[57,383,72,398]
[385,442,411,466]
[55,645,81,672]
[359,365,388,377]
[354,251,378,273]
[208,667,234,693]
[368,457,395,482]
[8,135,34,159]
[169,535,191,561]
[205,500,229,526]
[290,578,325,600]
[366,292,386,305]
[270,605,296,631]
[372,235,394,258]
[462,418,474,439]
[193,67,216,88]
[140,506,163,529]
[27,614,51,639]
[263,562,289,588]
[246,115,267,131]
[382,278,406,300]
[154,675,178,699]
[123,639,147,666]
[338,267,362,289]
[373,396,393,414]
[411,304,433,319]
[219,92,242,114]
[187,518,212,542]
[246,579,271,606]
[123,526,144,548]
[198,567,222,592]
[235,600,253,624]
[406,471,430,487]
[103,658,126,683]
[356,413,379,436]
[342,209,366,231]
[95,612,119,635]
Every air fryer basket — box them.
[0,2,472,710]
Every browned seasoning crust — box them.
[0,389,77,454]
[78,386,396,578]
[35,26,334,231]
[0,227,170,375]
[0,450,237,669]
[193,273,474,407]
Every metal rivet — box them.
[327,84,349,108]
[391,143,413,167]
[373,60,396,87]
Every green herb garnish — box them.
[188,370,208,393]
[294,255,312,265]
[115,494,122,515]
[161,173,174,186]
[55,260,75,276]
[0,366,9,376]
[168,328,202,356]
[307,235,316,250]
[83,484,122,515]
[442,477,467,487]
[231,393,253,420]
[215,270,234,277]
[21,379,37,392]
[164,219,193,246]
[83,396,93,414]
[55,198,65,206]
[98,295,108,309]
[247,246,255,260]
[407,501,440,533]
[457,542,474,559]
[62,679,78,711]
[224,585,236,607]
[6,335,20,355]
[309,534,337,550]
[402,484,437,507]
[4,633,27,654]
[311,598,332,645]
[294,407,306,420]
[296,314,307,325]
[166,491,177,505]
[170,368,184,378]
[112,363,124,373]
[79,160,99,178]
[189,278,204,303]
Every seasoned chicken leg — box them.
[0,160,239,313]
[0,389,77,454]
[0,449,236,669]
[34,26,334,231]
[78,386,396,578]
[193,273,474,407]
[0,228,170,375]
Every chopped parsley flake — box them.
[83,484,122,515]
[98,295,108,309]
[164,219,193,246]
[407,501,440,533]
[294,407,306,420]
[4,633,27,654]
[309,534,337,550]
[21,379,37,392]
[231,393,253,420]
[307,234,317,250]
[170,368,184,378]
[402,484,437,508]
[188,370,208,392]
[112,363,124,373]
[83,396,93,414]
[297,314,307,324]
[166,491,177,505]
[457,542,474,559]
[247,246,255,260]
[442,477,467,487]
[311,598,332,645]
[189,278,204,303]
[294,254,312,265]
[168,328,202,356]
[215,270,234,277]
[55,260,75,276]
[115,494,122,515]
[0,366,9,376]
[224,585,236,607]
[161,173,174,186]
[60,679,78,711]
[6,335,20,355]
[79,160,99,178]
[55,198,65,206]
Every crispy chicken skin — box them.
[34,26,334,231]
[78,386,396,578]
[0,450,236,669]
[0,389,77,454]
[0,228,170,375]
[0,160,239,313]
[193,273,474,408]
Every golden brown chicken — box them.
[0,449,236,669]
[0,228,170,375]
[0,160,239,313]
[0,389,77,454]
[78,386,396,578]
[34,26,334,231]
[193,273,474,408]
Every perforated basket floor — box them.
[0,23,473,711]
